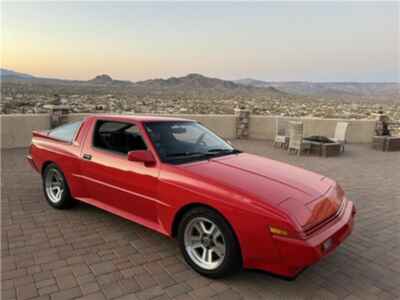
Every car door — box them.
[79,118,160,227]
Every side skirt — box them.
[75,196,170,237]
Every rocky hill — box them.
[133,73,287,98]
[137,73,239,89]
[1,70,288,98]
[88,74,131,85]
[2,69,399,118]
[88,74,114,84]
[1,68,34,79]
[235,78,400,102]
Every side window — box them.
[93,120,147,154]
[48,121,82,143]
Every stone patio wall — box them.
[1,113,376,149]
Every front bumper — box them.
[271,200,355,277]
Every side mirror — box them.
[128,150,156,166]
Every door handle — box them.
[83,153,92,160]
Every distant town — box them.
[1,69,399,122]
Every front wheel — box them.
[43,163,74,209]
[178,207,242,278]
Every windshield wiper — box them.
[206,148,241,154]
[166,151,209,158]
[165,149,241,161]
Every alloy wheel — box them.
[184,217,226,270]
[45,168,64,204]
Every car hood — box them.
[179,153,337,228]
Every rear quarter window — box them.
[48,121,82,143]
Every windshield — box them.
[144,121,239,164]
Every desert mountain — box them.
[137,73,239,89]
[88,74,131,85]
[235,78,400,102]
[1,69,287,98]
[1,68,34,79]
[89,74,114,84]
[2,68,398,103]
[235,78,269,88]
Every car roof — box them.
[86,114,195,123]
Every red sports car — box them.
[27,115,355,278]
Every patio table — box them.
[373,136,400,151]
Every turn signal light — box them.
[269,226,289,236]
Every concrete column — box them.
[375,113,390,136]
[49,105,70,128]
[234,108,251,139]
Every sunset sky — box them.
[2,1,399,82]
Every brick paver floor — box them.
[2,141,399,300]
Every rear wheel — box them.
[43,163,74,209]
[178,207,241,278]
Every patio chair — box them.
[330,122,349,152]
[288,121,311,156]
[273,118,289,148]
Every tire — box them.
[178,207,242,278]
[42,163,75,209]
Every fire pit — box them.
[303,136,342,157]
